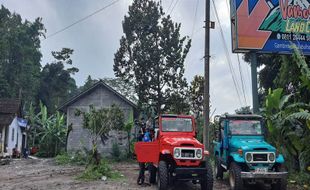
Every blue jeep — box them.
[213,114,288,190]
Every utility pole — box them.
[251,53,259,113]
[203,0,210,150]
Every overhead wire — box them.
[237,53,248,105]
[225,0,250,106]
[44,0,120,40]
[191,0,200,38]
[167,0,175,13]
[211,0,243,106]
[169,0,179,15]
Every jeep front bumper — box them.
[174,167,207,180]
[241,171,288,179]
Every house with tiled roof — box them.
[0,99,27,157]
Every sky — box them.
[0,0,254,116]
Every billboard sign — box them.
[231,0,310,54]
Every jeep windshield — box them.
[162,117,193,132]
[228,120,262,135]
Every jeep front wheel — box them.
[158,161,168,190]
[229,162,243,190]
[200,159,213,190]
[215,155,224,180]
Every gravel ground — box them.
[0,158,295,190]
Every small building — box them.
[0,99,28,157]
[59,80,138,155]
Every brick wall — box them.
[66,86,134,156]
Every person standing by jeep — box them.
[136,117,151,185]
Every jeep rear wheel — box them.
[215,155,224,180]
[271,164,287,190]
[158,161,168,190]
[229,162,243,190]
[200,159,213,190]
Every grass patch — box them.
[76,159,123,181]
[55,151,89,166]
[288,172,310,189]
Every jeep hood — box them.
[161,136,203,147]
[230,137,276,151]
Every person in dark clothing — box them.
[137,127,152,185]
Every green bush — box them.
[289,172,310,187]
[55,151,89,166]
[55,153,71,165]
[111,142,121,161]
[76,159,122,181]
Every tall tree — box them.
[114,0,191,114]
[190,75,204,117]
[102,77,138,103]
[38,48,78,113]
[0,5,45,103]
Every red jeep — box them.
[135,114,213,190]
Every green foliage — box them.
[76,105,125,164]
[114,0,191,114]
[190,75,204,117]
[77,160,111,181]
[27,102,67,157]
[55,151,90,166]
[76,105,124,139]
[76,159,122,181]
[111,142,121,161]
[103,78,138,104]
[262,47,310,172]
[0,5,45,104]
[55,153,72,165]
[38,48,78,113]
[288,172,310,187]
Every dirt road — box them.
[0,159,292,190]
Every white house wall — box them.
[7,117,23,155]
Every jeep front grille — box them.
[173,147,203,160]
[253,153,267,162]
[181,149,195,158]
[245,152,275,163]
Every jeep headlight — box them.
[245,153,252,162]
[196,149,202,159]
[269,153,275,162]
[174,148,181,158]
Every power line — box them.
[44,0,120,40]
[211,0,243,106]
[191,0,199,38]
[237,53,248,105]
[169,0,179,15]
[167,0,175,13]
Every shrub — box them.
[55,153,71,165]
[111,142,121,161]
[55,151,89,166]
[76,159,122,181]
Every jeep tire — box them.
[229,162,243,190]
[215,155,224,180]
[200,159,213,190]
[149,164,157,184]
[271,164,287,190]
[158,161,168,190]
